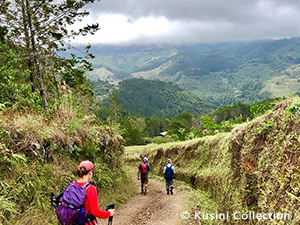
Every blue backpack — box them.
[55,181,91,225]
[165,165,174,180]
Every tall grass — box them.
[126,97,300,224]
[0,95,134,224]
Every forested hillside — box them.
[86,38,300,107]
[116,78,213,118]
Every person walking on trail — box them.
[164,159,175,195]
[56,160,115,225]
[138,157,151,195]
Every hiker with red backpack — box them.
[164,159,175,195]
[138,157,151,195]
[53,160,115,225]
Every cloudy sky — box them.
[72,0,300,45]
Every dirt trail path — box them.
[102,167,189,225]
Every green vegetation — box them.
[92,80,115,97]
[0,105,135,224]
[0,43,42,111]
[96,88,281,145]
[87,38,300,107]
[0,2,136,224]
[126,97,300,224]
[116,78,213,118]
[2,0,100,114]
[2,2,300,224]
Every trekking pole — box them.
[106,203,115,225]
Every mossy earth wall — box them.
[138,98,300,224]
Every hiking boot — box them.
[144,189,147,195]
[167,189,169,195]
[170,189,173,195]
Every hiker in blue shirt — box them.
[138,157,151,195]
[164,159,175,195]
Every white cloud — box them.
[72,14,172,45]
[71,0,300,45]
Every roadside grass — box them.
[124,97,300,224]
[1,153,136,225]
[97,165,137,211]
[0,106,129,224]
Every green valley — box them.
[1,1,300,224]
[87,38,300,107]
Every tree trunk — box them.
[20,0,35,92]
[25,0,49,114]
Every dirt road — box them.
[103,167,189,225]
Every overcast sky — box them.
[71,0,300,45]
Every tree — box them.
[1,0,99,113]
[250,103,267,118]
[121,116,146,145]
[145,116,162,137]
[201,115,218,134]
[212,103,250,123]
[107,92,123,125]
[0,42,41,109]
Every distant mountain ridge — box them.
[86,37,300,107]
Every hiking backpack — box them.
[55,181,91,225]
[165,165,174,180]
[140,163,148,175]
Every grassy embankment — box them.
[126,97,300,225]
[0,105,136,225]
